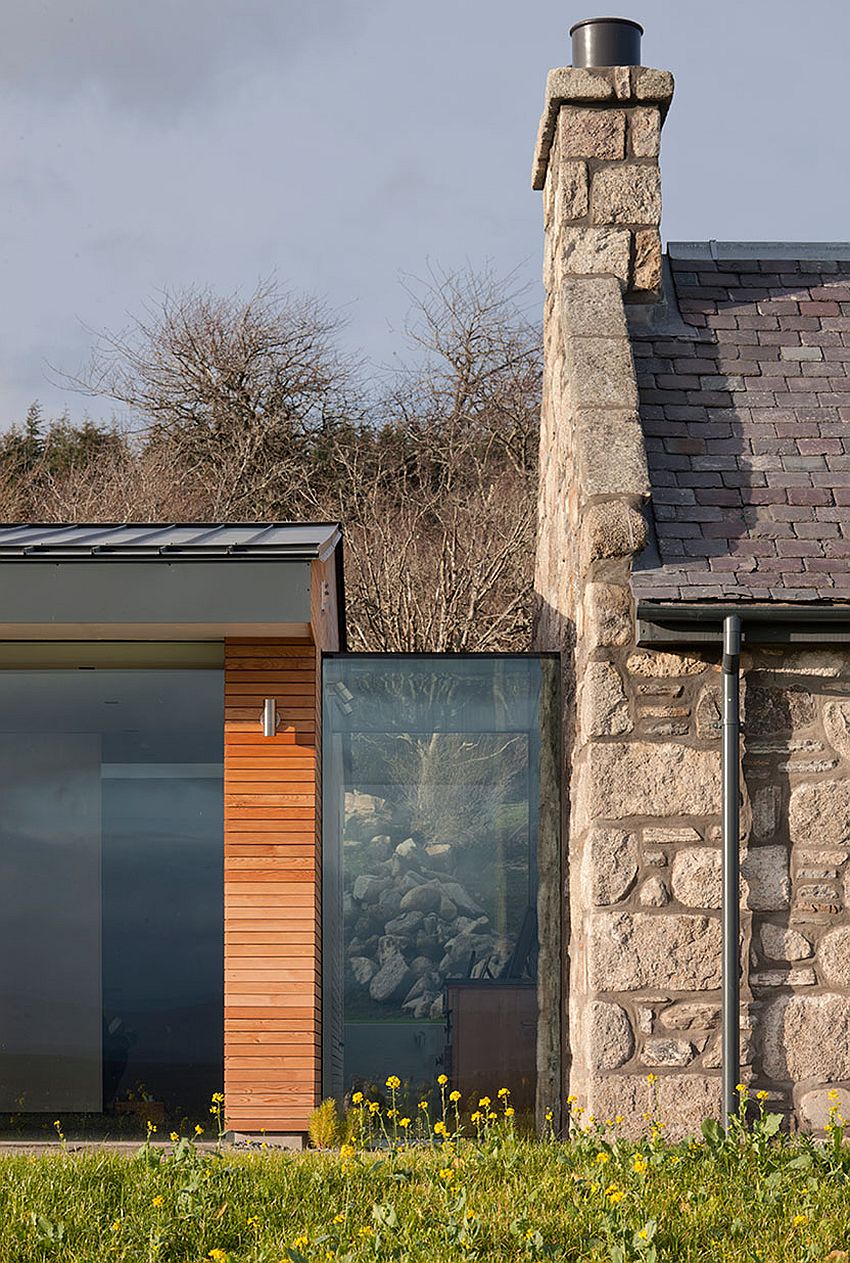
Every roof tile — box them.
[633,254,850,603]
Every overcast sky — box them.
[1,0,848,426]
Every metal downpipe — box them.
[721,615,742,1129]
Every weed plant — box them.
[1,1082,849,1261]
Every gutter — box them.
[636,601,850,647]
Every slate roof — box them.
[0,522,342,560]
[632,244,850,603]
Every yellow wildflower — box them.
[632,1155,648,1175]
[333,1213,345,1224]
[637,1228,648,1241]
[418,1100,428,1111]
[352,1091,364,1105]
[793,1215,808,1228]
[567,1094,577,1105]
[110,1221,120,1232]
[386,1075,401,1090]
[596,1152,610,1165]
[211,1092,224,1103]
[293,1236,309,1249]
[359,1226,374,1237]
[505,1107,515,1118]
[449,1090,461,1103]
[646,1074,657,1086]
[471,1110,483,1124]
[194,1124,204,1136]
[606,1185,625,1205]
[434,1120,448,1137]
[756,1090,769,1102]
[247,1216,259,1229]
[488,1111,497,1120]
[340,1143,355,1162]
[399,1117,411,1129]
[437,1074,448,1086]
[736,1083,747,1094]
[387,1108,397,1119]
[152,1195,164,1208]
[498,1087,510,1098]
[439,1167,454,1182]
[478,1096,491,1109]
[170,1131,179,1143]
[368,1101,380,1115]
[208,1252,227,1262]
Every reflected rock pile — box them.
[343,796,512,1020]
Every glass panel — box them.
[323,657,549,1113]
[0,734,102,1111]
[0,669,223,1133]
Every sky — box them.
[1,0,849,426]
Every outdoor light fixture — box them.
[262,698,279,737]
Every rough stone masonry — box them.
[532,60,850,1136]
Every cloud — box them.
[0,0,363,114]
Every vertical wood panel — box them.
[224,636,321,1133]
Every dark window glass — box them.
[0,669,223,1134]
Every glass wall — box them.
[0,665,223,1133]
[323,656,555,1112]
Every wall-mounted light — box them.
[262,698,279,737]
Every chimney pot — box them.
[570,16,643,67]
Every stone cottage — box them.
[532,19,850,1134]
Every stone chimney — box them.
[532,59,674,297]
[532,36,675,652]
[532,27,684,1132]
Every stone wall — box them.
[744,653,850,1131]
[532,63,850,1135]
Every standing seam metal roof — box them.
[0,522,342,560]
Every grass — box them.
[1,1087,850,1262]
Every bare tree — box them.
[342,473,534,651]
[23,440,213,523]
[60,279,361,518]
[34,266,540,651]
[327,266,541,651]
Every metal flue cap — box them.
[570,16,643,67]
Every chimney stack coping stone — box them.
[532,65,674,191]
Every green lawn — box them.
[1,1093,848,1262]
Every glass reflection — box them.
[323,657,546,1111]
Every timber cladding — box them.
[223,637,321,1133]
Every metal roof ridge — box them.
[668,241,850,262]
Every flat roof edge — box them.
[0,522,343,562]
